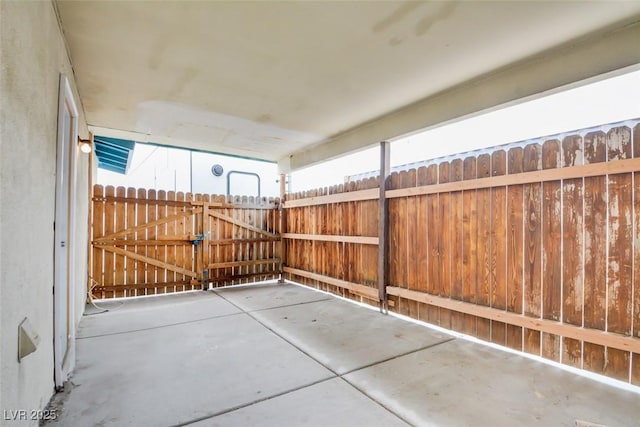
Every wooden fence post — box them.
[378,141,390,313]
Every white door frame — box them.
[54,74,78,389]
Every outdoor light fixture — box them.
[78,138,92,154]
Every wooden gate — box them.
[90,185,281,299]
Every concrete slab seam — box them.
[76,311,246,340]
[170,376,337,427]
[339,337,457,377]
[210,290,333,313]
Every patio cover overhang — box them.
[55,1,640,172]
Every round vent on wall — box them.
[211,164,224,177]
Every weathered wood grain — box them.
[439,161,452,329]
[507,147,524,351]
[491,150,507,346]
[426,164,440,324]
[523,143,542,356]
[462,156,478,336]
[476,153,492,341]
[561,135,584,368]
[541,139,561,361]
[606,126,633,380]
[450,159,464,332]
[583,131,607,374]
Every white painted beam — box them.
[279,20,640,173]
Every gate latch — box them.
[191,234,205,245]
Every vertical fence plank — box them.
[356,182,365,298]
[240,196,248,283]
[185,192,195,290]
[541,139,562,362]
[125,187,136,297]
[406,169,419,317]
[416,167,430,322]
[367,177,379,293]
[136,188,148,294]
[176,192,186,292]
[450,159,464,332]
[462,156,478,336]
[92,185,105,299]
[114,187,126,298]
[633,123,640,386]
[439,162,452,329]
[314,193,328,284]
[147,189,158,295]
[156,190,167,294]
[506,147,524,351]
[583,131,607,374]
[523,144,542,356]
[103,186,116,298]
[260,198,267,281]
[491,150,507,346]
[388,172,401,309]
[346,187,356,295]
[310,191,318,286]
[426,164,440,324]
[321,193,329,286]
[398,172,410,315]
[227,195,235,286]
[606,126,633,381]
[167,191,177,293]
[562,135,584,369]
[476,154,492,341]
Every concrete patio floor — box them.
[48,282,640,427]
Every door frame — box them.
[54,74,78,389]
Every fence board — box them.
[462,156,478,336]
[523,143,542,356]
[634,123,640,385]
[583,131,607,375]
[426,164,440,324]
[476,153,492,341]
[542,140,561,362]
[91,185,105,298]
[416,167,429,321]
[561,135,584,368]
[125,187,137,297]
[507,147,524,351]
[606,126,633,381]
[450,159,464,332]
[491,150,507,346]
[104,186,116,298]
[438,162,451,328]
[406,169,419,317]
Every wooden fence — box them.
[284,178,380,302]
[90,186,280,298]
[283,120,640,385]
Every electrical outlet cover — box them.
[18,317,40,362]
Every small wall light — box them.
[78,139,92,154]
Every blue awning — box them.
[94,136,135,174]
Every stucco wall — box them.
[0,1,89,423]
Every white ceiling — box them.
[55,1,640,171]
